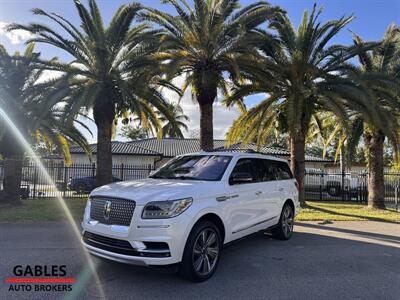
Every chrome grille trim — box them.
[90,196,135,226]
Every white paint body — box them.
[82,152,300,266]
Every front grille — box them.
[83,232,170,257]
[90,197,135,226]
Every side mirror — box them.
[230,172,253,185]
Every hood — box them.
[90,178,222,205]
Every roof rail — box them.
[211,148,269,155]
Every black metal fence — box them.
[1,161,400,207]
[304,170,400,207]
[0,161,154,199]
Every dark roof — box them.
[220,142,290,156]
[71,138,332,163]
[128,138,226,157]
[129,138,332,162]
[214,142,332,162]
[70,141,161,156]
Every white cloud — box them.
[0,22,34,45]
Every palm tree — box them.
[9,0,179,186]
[0,43,89,204]
[351,25,400,209]
[142,0,281,150]
[225,6,385,206]
[158,103,189,138]
[315,26,400,209]
[120,125,149,141]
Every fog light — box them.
[131,241,146,250]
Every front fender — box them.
[181,204,227,250]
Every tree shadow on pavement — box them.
[296,222,400,244]
[307,204,400,224]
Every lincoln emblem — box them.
[103,201,112,220]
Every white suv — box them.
[82,152,300,281]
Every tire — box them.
[327,183,341,197]
[75,183,87,194]
[179,220,222,282]
[272,203,294,240]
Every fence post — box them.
[319,172,323,201]
[341,170,345,202]
[92,163,96,178]
[120,163,124,181]
[32,164,38,198]
[63,163,68,198]
[363,173,368,203]
[395,181,399,212]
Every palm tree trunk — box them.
[364,131,385,209]
[1,156,24,204]
[94,102,115,187]
[2,156,23,204]
[290,133,306,207]
[0,127,25,204]
[199,102,214,151]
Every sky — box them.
[1,0,399,143]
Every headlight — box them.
[142,198,193,219]
[84,199,91,221]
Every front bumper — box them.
[83,241,174,266]
[81,206,192,266]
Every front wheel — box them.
[272,203,294,240]
[179,220,222,282]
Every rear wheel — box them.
[75,183,87,194]
[327,183,341,197]
[272,203,294,240]
[179,220,222,282]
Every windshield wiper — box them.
[149,175,168,179]
[172,176,202,181]
[151,175,203,180]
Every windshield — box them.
[149,155,232,181]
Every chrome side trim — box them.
[137,225,170,229]
[84,242,148,266]
[232,216,278,234]
[138,248,170,254]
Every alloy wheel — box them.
[192,228,220,276]
[281,206,294,238]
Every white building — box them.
[70,138,332,170]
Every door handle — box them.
[216,196,230,202]
[278,187,284,192]
[255,191,262,196]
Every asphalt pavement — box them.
[0,221,399,300]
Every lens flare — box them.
[0,107,106,299]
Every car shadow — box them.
[86,225,400,300]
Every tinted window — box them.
[229,159,258,184]
[253,159,293,182]
[263,160,279,181]
[276,162,293,180]
[150,155,232,181]
[252,159,272,181]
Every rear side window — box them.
[254,159,293,182]
[262,160,278,181]
[230,158,292,183]
[276,162,293,180]
[251,159,264,181]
